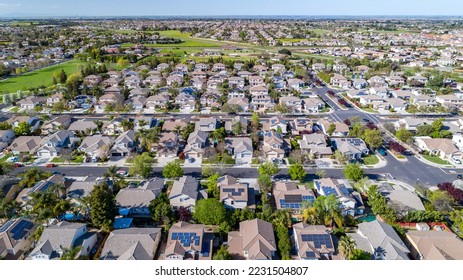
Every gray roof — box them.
[31,221,87,256]
[169,176,200,200]
[116,178,164,208]
[100,227,161,260]
[353,220,409,260]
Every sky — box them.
[0,0,462,17]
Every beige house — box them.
[293,223,335,260]
[227,219,277,260]
[0,218,35,260]
[406,230,463,260]
[273,182,315,214]
[415,137,461,161]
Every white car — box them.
[116,169,128,177]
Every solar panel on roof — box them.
[284,194,303,203]
[0,220,15,233]
[306,251,316,258]
[300,234,333,249]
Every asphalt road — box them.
[12,163,462,187]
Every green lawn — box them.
[51,157,65,163]
[422,155,449,165]
[121,30,223,48]
[71,155,85,163]
[362,107,379,113]
[0,60,84,94]
[362,155,379,165]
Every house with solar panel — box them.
[292,223,336,260]
[116,178,164,217]
[29,221,97,260]
[217,175,256,210]
[314,178,365,217]
[332,138,369,161]
[169,176,207,211]
[164,222,214,260]
[15,174,66,208]
[0,218,35,260]
[224,137,254,165]
[99,227,162,260]
[273,181,315,215]
[227,218,277,260]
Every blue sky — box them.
[0,0,461,16]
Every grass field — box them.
[362,155,379,165]
[122,30,223,48]
[422,155,449,165]
[0,60,84,93]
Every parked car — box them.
[378,148,387,156]
[458,174,462,179]
[14,163,23,168]
[452,157,461,164]
[45,163,56,168]
[116,169,128,177]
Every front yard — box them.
[362,155,379,165]
[422,155,449,165]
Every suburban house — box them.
[0,129,15,151]
[16,174,65,207]
[36,130,78,158]
[298,133,333,158]
[195,117,220,132]
[227,97,249,112]
[316,119,349,137]
[68,119,99,135]
[290,118,313,135]
[332,138,369,161]
[263,117,288,134]
[303,98,325,113]
[46,92,63,107]
[78,135,114,162]
[394,117,431,132]
[100,227,162,260]
[165,222,213,260]
[348,220,410,260]
[183,130,209,160]
[377,183,425,216]
[169,176,207,211]
[17,96,44,110]
[225,116,248,135]
[146,94,170,110]
[279,95,303,113]
[110,130,136,158]
[330,74,351,89]
[415,137,461,161]
[224,137,253,165]
[273,182,315,214]
[162,119,187,132]
[227,219,277,260]
[292,223,335,260]
[102,117,126,136]
[116,178,164,217]
[0,218,35,260]
[7,116,41,132]
[314,178,364,216]
[262,131,289,161]
[41,115,72,136]
[218,175,255,210]
[406,230,463,260]
[7,136,43,155]
[156,132,179,157]
[29,222,96,260]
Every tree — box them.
[427,190,454,212]
[288,163,307,182]
[19,168,48,189]
[148,193,172,225]
[58,69,68,84]
[366,185,397,223]
[258,174,273,196]
[275,224,291,260]
[52,101,67,112]
[89,183,117,231]
[205,173,220,198]
[383,123,396,134]
[395,128,413,143]
[117,57,130,68]
[312,195,344,228]
[437,182,463,204]
[343,164,364,181]
[350,249,372,260]
[251,112,260,129]
[338,235,356,259]
[193,198,227,225]
[213,245,233,260]
[232,121,243,136]
[258,162,281,176]
[162,161,184,179]
[432,118,444,133]
[327,123,336,136]
[211,127,226,143]
[363,129,382,150]
[13,122,32,136]
[60,246,82,260]
[389,141,406,154]
[176,206,192,222]
[129,152,153,179]
[334,150,348,164]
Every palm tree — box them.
[313,195,344,228]
[338,235,356,260]
[19,168,44,189]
